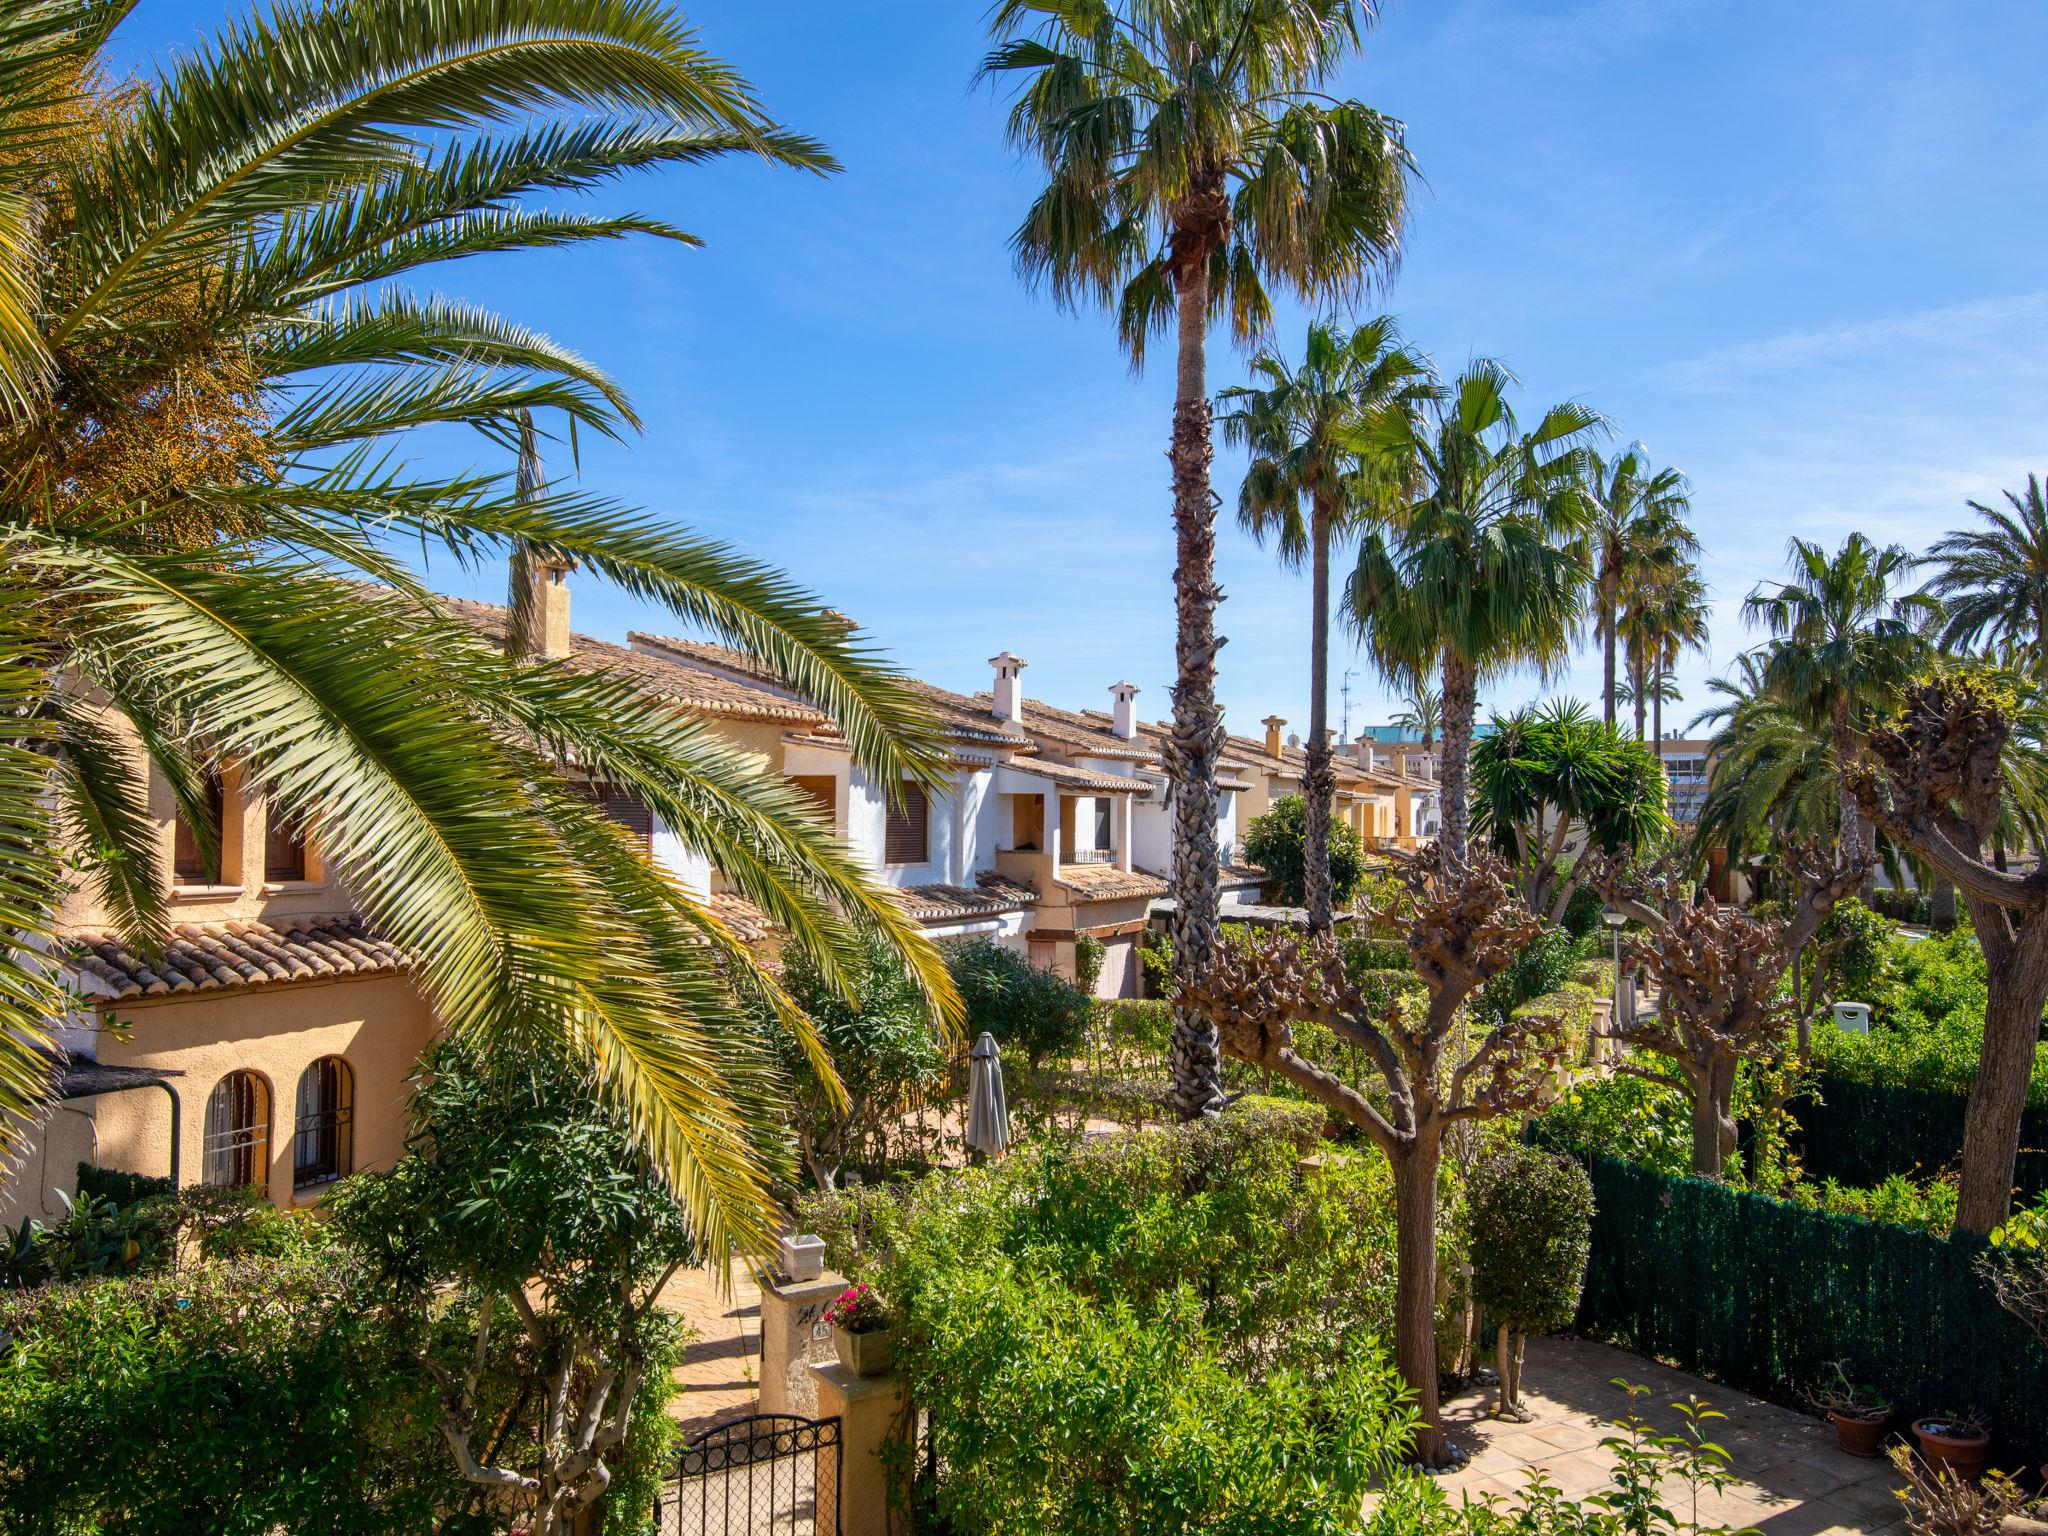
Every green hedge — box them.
[73,1164,171,1207]
[1791,1074,2048,1205]
[1565,1149,2048,1470]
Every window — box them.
[173,774,226,885]
[885,780,930,865]
[577,781,653,852]
[202,1071,270,1188]
[1093,798,1112,851]
[293,1056,354,1191]
[264,802,308,883]
[790,774,836,821]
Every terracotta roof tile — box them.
[68,919,407,1000]
[1054,863,1169,902]
[707,892,774,945]
[894,873,1040,923]
[441,603,827,726]
[1004,758,1147,794]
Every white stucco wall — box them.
[851,763,997,887]
[651,818,714,899]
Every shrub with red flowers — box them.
[823,1281,889,1334]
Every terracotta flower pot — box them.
[834,1324,893,1378]
[1830,1411,1887,1459]
[1912,1418,1990,1482]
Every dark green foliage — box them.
[944,936,1092,1065]
[1073,933,1105,992]
[1344,935,1410,973]
[1468,1146,1594,1336]
[1244,793,1366,908]
[1,1193,175,1288]
[72,1164,169,1207]
[802,1109,1422,1536]
[1558,881,1606,940]
[1478,925,1591,1025]
[1137,927,1172,999]
[1869,886,1931,925]
[756,926,943,1186]
[1562,1149,2048,1471]
[1790,1076,2048,1207]
[0,1256,462,1536]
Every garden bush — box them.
[803,1107,1432,1535]
[1468,1144,1595,1415]
[944,936,1092,1064]
[1244,792,1365,908]
[72,1164,169,1207]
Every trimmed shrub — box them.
[945,936,1092,1065]
[72,1164,170,1207]
[1073,933,1105,992]
[1469,1145,1594,1337]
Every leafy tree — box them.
[1346,361,1602,867]
[945,937,1092,1066]
[329,1037,696,1535]
[758,928,944,1190]
[1183,853,1573,1464]
[1471,701,1669,923]
[1244,792,1366,910]
[983,0,1414,1121]
[1221,317,1432,934]
[1468,1144,1594,1418]
[1854,670,2048,1232]
[0,0,958,1249]
[1744,534,1931,879]
[1578,449,1694,731]
[1925,474,2048,682]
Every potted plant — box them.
[824,1281,892,1377]
[1912,1409,1990,1482]
[1803,1361,1890,1458]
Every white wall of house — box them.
[651,817,714,899]
[850,762,1000,887]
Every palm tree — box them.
[0,0,955,1259]
[1691,649,1843,869]
[1630,563,1710,759]
[1744,535,1930,878]
[1925,474,2048,682]
[1346,361,1603,866]
[1580,449,1693,728]
[983,0,1414,1120]
[1219,317,1430,934]
[1392,677,1441,748]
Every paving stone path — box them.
[658,1263,766,1437]
[1438,1336,1908,1533]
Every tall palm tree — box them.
[0,0,955,1258]
[1219,316,1430,933]
[1925,474,2048,683]
[1744,535,1930,877]
[1580,448,1693,729]
[1691,648,1843,869]
[1346,361,1602,866]
[1628,561,1710,758]
[983,0,1414,1119]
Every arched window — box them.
[293,1056,354,1190]
[201,1071,270,1188]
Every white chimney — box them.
[990,651,1028,723]
[1109,680,1140,740]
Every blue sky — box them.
[115,0,2048,741]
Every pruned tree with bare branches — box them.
[1585,844,1862,1177]
[1854,671,2048,1233]
[1179,851,1571,1465]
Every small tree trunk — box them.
[1302,496,1336,935]
[1437,650,1478,868]
[1930,877,1957,932]
[1690,1056,1738,1178]
[1163,195,1227,1123]
[1495,1323,1513,1416]
[1831,697,1875,897]
[1393,1136,1446,1464]
[1601,560,1619,730]
[1956,917,2048,1233]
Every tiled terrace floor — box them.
[1438,1336,1907,1533]
[658,1263,764,1437]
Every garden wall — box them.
[1790,1074,2048,1206]
[1569,1150,2048,1471]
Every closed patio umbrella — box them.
[964,1032,1009,1161]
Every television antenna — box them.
[1339,668,1357,743]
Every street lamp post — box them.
[1601,907,1630,1059]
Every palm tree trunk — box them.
[1631,655,1647,740]
[1652,673,1664,760]
[1956,911,2048,1234]
[1164,193,1227,1123]
[1302,494,1335,935]
[1438,648,1477,867]
[1601,559,1619,730]
[1830,695,1875,892]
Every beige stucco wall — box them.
[26,973,437,1220]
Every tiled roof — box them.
[1004,758,1148,794]
[1219,861,1268,889]
[1054,863,1169,902]
[441,603,827,726]
[67,919,407,1000]
[707,892,774,944]
[894,874,1040,923]
[973,695,1154,762]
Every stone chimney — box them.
[507,413,574,660]
[1262,715,1286,756]
[990,651,1028,723]
[1354,734,1375,770]
[1109,680,1140,740]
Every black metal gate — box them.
[654,1413,842,1536]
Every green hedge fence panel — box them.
[1570,1151,2048,1471]
[1790,1075,2048,1204]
